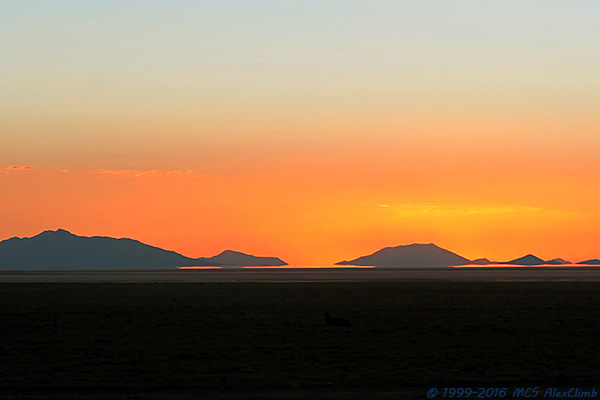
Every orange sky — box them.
[2,123,599,265]
[2,2,599,265]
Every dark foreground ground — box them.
[0,282,598,399]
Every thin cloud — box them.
[133,170,160,177]
[4,166,35,171]
[92,169,195,178]
[384,203,580,219]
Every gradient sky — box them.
[2,1,599,265]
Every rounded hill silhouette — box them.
[198,250,286,267]
[336,243,470,267]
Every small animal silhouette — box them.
[324,312,350,327]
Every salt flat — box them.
[0,281,598,399]
[0,266,600,282]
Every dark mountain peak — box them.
[216,250,244,256]
[506,254,545,265]
[381,243,439,252]
[336,243,470,268]
[33,228,75,238]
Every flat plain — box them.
[0,281,598,399]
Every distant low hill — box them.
[336,243,471,268]
[578,259,600,265]
[198,250,287,267]
[0,229,287,270]
[505,254,546,266]
[545,258,571,265]
[503,255,575,266]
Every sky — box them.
[1,1,599,265]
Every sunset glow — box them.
[2,2,599,265]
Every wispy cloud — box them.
[379,203,580,219]
[92,169,195,178]
[3,166,35,171]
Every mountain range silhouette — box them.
[0,229,286,270]
[0,230,597,270]
[337,244,594,267]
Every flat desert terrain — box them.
[0,281,598,399]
